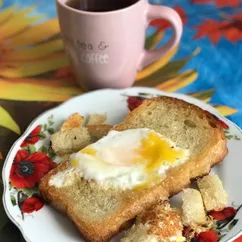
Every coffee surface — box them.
[66,0,138,12]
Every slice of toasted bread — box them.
[40,96,228,242]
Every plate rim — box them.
[2,86,242,242]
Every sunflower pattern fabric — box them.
[0,0,242,241]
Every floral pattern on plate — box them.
[190,205,242,242]
[8,115,57,218]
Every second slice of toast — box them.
[40,96,228,242]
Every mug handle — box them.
[137,5,183,71]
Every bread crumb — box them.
[182,188,207,226]
[51,127,91,155]
[87,113,107,126]
[61,113,84,131]
[198,173,228,211]
[122,202,185,242]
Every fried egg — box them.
[69,128,189,190]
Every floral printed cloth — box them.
[0,0,242,241]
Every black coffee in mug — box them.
[66,0,138,12]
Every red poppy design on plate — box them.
[209,207,237,221]
[193,230,219,242]
[211,114,229,129]
[21,125,41,147]
[127,96,146,111]
[10,149,56,188]
[21,196,44,214]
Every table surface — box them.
[0,0,242,241]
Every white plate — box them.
[2,87,242,242]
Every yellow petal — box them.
[212,105,238,116]
[157,70,198,92]
[188,89,215,103]
[0,105,21,134]
[8,18,60,47]
[4,39,64,61]
[0,7,44,41]
[0,53,70,77]
[0,78,82,102]
[136,46,178,81]
[0,5,17,24]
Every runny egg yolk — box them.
[70,159,79,168]
[79,147,97,156]
[68,129,188,190]
[133,132,185,173]
[71,148,96,168]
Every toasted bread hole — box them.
[184,120,197,128]
[209,121,217,128]
[198,113,203,119]
[147,111,152,116]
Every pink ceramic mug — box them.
[56,0,183,90]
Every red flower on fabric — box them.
[150,6,187,32]
[194,230,219,242]
[127,96,146,111]
[21,196,44,213]
[209,207,237,221]
[21,125,41,147]
[10,150,56,188]
[192,0,240,8]
[193,12,242,45]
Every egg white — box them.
[68,128,190,190]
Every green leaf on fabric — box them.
[145,32,157,49]
[135,57,190,87]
